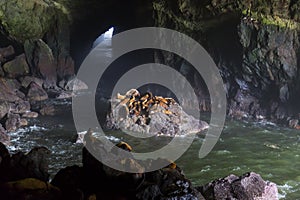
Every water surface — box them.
[7,102,300,199]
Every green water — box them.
[8,105,300,199]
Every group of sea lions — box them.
[116,89,176,125]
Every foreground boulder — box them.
[197,172,279,200]
[107,89,209,136]
[0,178,61,200]
[0,145,50,182]
[51,132,203,199]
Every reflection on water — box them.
[7,102,300,199]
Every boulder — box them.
[197,172,279,200]
[27,82,48,102]
[0,146,51,182]
[0,0,58,42]
[57,55,75,81]
[5,113,21,132]
[0,45,15,62]
[0,100,11,120]
[0,178,61,200]
[39,105,56,116]
[22,111,39,118]
[0,125,10,146]
[82,132,203,199]
[20,76,44,88]
[0,78,23,102]
[24,39,57,88]
[64,77,88,91]
[3,54,30,78]
[10,100,31,114]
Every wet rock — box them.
[137,168,204,200]
[56,91,74,99]
[27,82,48,102]
[64,77,88,91]
[82,132,203,199]
[39,105,56,116]
[10,100,31,114]
[51,165,84,200]
[0,146,51,182]
[22,111,39,118]
[5,113,21,132]
[0,125,10,146]
[24,39,57,88]
[107,89,209,136]
[19,118,28,127]
[0,45,15,62]
[197,172,279,200]
[3,54,30,78]
[0,178,61,200]
[20,76,44,88]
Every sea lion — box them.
[140,92,154,110]
[116,141,133,152]
[125,89,140,99]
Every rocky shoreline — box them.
[0,137,279,200]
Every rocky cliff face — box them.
[153,0,300,126]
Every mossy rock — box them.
[0,0,70,43]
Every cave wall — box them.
[153,0,300,125]
[1,0,300,126]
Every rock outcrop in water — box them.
[197,172,278,200]
[106,89,209,136]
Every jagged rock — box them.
[82,132,204,199]
[10,100,31,114]
[22,111,39,118]
[136,168,204,200]
[57,55,75,81]
[107,89,209,136]
[24,39,57,88]
[20,76,44,88]
[39,105,56,116]
[197,172,279,200]
[3,54,30,78]
[0,45,15,62]
[0,146,51,182]
[0,178,61,200]
[27,82,48,102]
[0,124,10,146]
[0,100,11,120]
[5,113,21,132]
[0,78,23,102]
[64,77,88,91]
